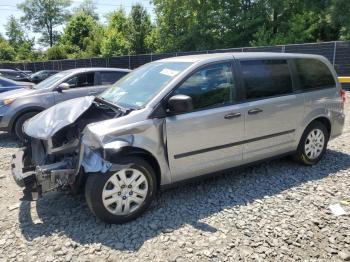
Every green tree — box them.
[18,0,71,47]
[101,10,130,56]
[5,16,25,46]
[46,44,67,60]
[61,12,102,57]
[0,41,16,61]
[330,0,350,39]
[73,0,99,20]
[128,4,153,54]
[5,15,36,61]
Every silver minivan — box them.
[11,53,345,223]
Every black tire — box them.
[14,112,38,141]
[85,156,157,224]
[294,121,329,165]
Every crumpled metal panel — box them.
[82,114,172,185]
[24,96,95,140]
[82,146,112,173]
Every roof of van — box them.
[158,52,325,63]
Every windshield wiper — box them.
[95,96,140,113]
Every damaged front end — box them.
[11,96,125,200]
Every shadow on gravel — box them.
[18,149,350,251]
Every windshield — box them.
[99,61,192,108]
[34,71,72,90]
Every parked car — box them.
[0,67,130,140]
[11,53,345,223]
[0,69,31,82]
[29,70,60,84]
[15,69,32,75]
[0,76,34,93]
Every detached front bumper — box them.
[11,148,76,200]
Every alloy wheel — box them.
[305,128,325,160]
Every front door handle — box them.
[88,91,98,95]
[224,112,241,119]
[248,108,263,115]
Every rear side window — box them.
[294,58,335,90]
[100,71,127,85]
[241,59,293,100]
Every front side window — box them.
[66,73,95,88]
[174,62,235,110]
[294,58,335,90]
[241,59,293,100]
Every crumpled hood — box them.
[0,88,36,100]
[24,96,95,140]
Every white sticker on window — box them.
[160,68,180,77]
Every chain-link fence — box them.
[1,41,350,77]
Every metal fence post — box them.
[332,41,337,66]
[128,55,131,69]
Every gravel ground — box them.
[0,96,350,262]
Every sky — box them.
[0,0,155,48]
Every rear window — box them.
[241,59,293,100]
[100,71,127,85]
[294,58,335,90]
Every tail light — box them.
[340,89,346,104]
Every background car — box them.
[14,69,32,75]
[0,76,34,93]
[0,67,131,140]
[29,70,60,84]
[0,69,31,82]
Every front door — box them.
[165,61,245,182]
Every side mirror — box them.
[167,94,194,114]
[57,83,70,92]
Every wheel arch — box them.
[105,146,162,189]
[305,116,331,137]
[9,106,45,133]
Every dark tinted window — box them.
[241,59,293,100]
[174,62,234,110]
[295,58,335,90]
[66,73,95,88]
[100,71,127,85]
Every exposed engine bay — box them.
[13,98,129,199]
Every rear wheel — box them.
[294,121,329,165]
[14,112,38,141]
[85,156,157,224]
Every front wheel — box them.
[85,156,157,224]
[294,121,329,165]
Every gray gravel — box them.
[0,96,350,261]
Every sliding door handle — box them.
[248,108,263,115]
[224,112,241,119]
